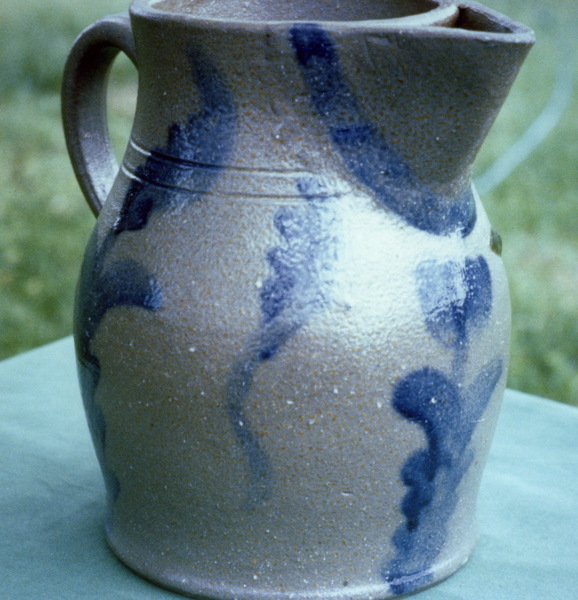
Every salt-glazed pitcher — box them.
[62,1,533,598]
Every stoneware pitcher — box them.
[62,1,533,598]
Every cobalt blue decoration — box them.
[75,231,163,503]
[225,176,338,507]
[289,23,477,237]
[74,49,235,505]
[383,357,503,595]
[415,255,493,376]
[381,253,502,595]
[115,51,236,234]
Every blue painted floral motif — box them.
[416,256,492,377]
[290,23,502,591]
[115,51,236,233]
[382,358,502,595]
[75,50,236,504]
[226,177,338,508]
[289,23,476,237]
[381,254,502,594]
[75,231,163,503]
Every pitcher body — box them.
[63,1,533,597]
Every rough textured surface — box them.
[62,1,533,598]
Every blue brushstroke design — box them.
[115,50,236,233]
[75,50,236,504]
[75,231,163,503]
[381,254,501,593]
[382,358,503,595]
[289,23,476,237]
[416,256,492,376]
[226,177,338,508]
[290,24,501,589]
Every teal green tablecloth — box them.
[1,337,577,599]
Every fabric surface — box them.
[1,337,576,600]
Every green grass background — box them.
[1,0,576,406]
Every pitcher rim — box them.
[131,0,534,42]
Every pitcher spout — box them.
[345,0,535,187]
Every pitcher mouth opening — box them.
[144,0,456,26]
[137,0,534,39]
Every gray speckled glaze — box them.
[62,1,533,598]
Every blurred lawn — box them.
[0,0,576,406]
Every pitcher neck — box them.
[127,2,533,189]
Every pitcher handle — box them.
[62,14,136,216]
